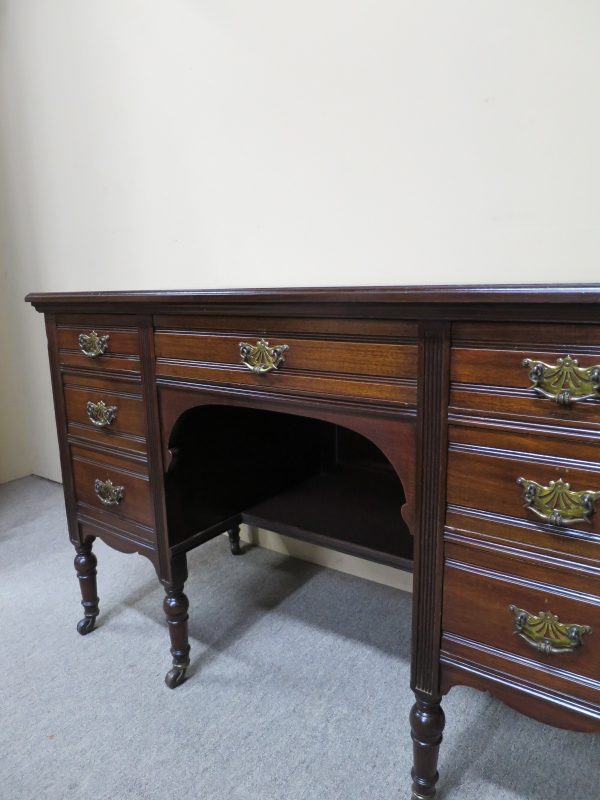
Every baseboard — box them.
[239,525,413,593]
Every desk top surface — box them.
[25,284,600,310]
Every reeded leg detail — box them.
[410,697,445,800]
[74,539,99,635]
[163,583,190,689]
[227,524,242,556]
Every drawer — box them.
[154,327,418,406]
[442,544,600,703]
[445,506,600,575]
[447,423,600,537]
[63,374,147,453]
[451,322,600,430]
[154,314,418,339]
[56,314,141,375]
[71,445,155,530]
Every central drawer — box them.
[153,317,418,406]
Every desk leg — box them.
[410,696,445,800]
[227,524,242,556]
[163,556,190,689]
[74,538,99,635]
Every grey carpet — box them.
[0,476,598,800]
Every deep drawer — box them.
[70,445,155,531]
[443,544,600,703]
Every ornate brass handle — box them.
[86,400,117,427]
[94,478,124,506]
[239,339,289,374]
[517,477,600,527]
[79,330,110,358]
[509,605,592,654]
[523,355,600,406]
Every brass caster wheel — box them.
[77,615,97,635]
[165,662,188,689]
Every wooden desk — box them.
[27,286,600,799]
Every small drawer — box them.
[154,326,418,406]
[63,375,147,453]
[451,322,600,430]
[56,314,141,374]
[442,544,600,702]
[71,445,155,529]
[447,423,600,537]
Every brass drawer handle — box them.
[86,400,117,427]
[523,355,600,406]
[239,339,289,374]
[509,605,592,654]
[94,478,124,506]
[517,477,600,527]
[79,330,110,358]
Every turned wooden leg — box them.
[410,696,445,800]
[163,580,190,689]
[227,524,242,556]
[74,539,99,635]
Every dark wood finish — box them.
[64,381,146,438]
[78,518,157,561]
[447,441,600,533]
[70,444,155,531]
[162,555,190,688]
[445,507,600,572]
[443,546,600,702]
[155,314,418,338]
[54,314,141,375]
[409,321,451,800]
[24,284,600,306]
[156,385,418,534]
[451,322,600,432]
[56,326,141,356]
[410,699,445,800]
[27,285,600,800]
[155,363,417,407]
[155,330,418,378]
[74,538,99,635]
[243,465,412,569]
[439,659,600,732]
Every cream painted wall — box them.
[0,260,32,482]
[0,2,598,581]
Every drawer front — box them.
[63,376,147,453]
[71,445,155,531]
[443,547,600,700]
[56,315,141,375]
[451,322,600,429]
[154,328,418,406]
[447,424,600,537]
[154,314,418,339]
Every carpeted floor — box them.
[1,476,598,800]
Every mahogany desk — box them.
[27,286,600,799]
